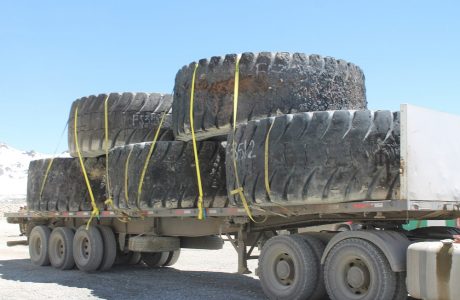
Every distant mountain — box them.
[0,142,49,202]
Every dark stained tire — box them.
[163,250,180,267]
[26,157,106,212]
[393,272,408,300]
[68,92,174,158]
[226,110,400,206]
[108,141,227,210]
[141,252,169,268]
[29,225,51,266]
[324,238,397,300]
[115,250,142,265]
[258,235,318,300]
[49,227,75,270]
[173,52,367,141]
[73,225,104,272]
[97,225,117,271]
[298,234,327,300]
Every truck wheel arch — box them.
[321,230,411,272]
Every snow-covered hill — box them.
[0,142,49,202]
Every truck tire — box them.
[68,92,174,158]
[73,225,104,272]
[97,225,117,271]
[29,225,51,266]
[226,110,400,206]
[141,252,169,268]
[258,235,318,300]
[298,234,327,300]
[115,250,142,265]
[49,227,75,270]
[163,250,180,267]
[173,52,367,141]
[27,157,106,212]
[324,238,397,300]
[109,141,228,210]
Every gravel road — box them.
[0,203,266,300]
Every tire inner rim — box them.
[344,257,370,295]
[274,253,295,286]
[80,237,91,260]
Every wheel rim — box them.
[80,237,91,261]
[273,253,295,286]
[56,238,65,260]
[32,235,42,258]
[339,256,371,297]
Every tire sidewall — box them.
[72,225,104,272]
[29,225,50,266]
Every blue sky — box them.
[0,1,459,153]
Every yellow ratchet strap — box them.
[136,110,168,209]
[189,63,205,220]
[39,158,55,201]
[74,105,99,230]
[229,56,256,222]
[124,146,134,207]
[264,119,275,195]
[103,95,114,208]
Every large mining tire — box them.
[226,110,400,207]
[29,225,51,266]
[324,238,397,300]
[173,52,367,141]
[49,227,75,270]
[26,157,106,212]
[258,235,319,300]
[68,92,174,158]
[108,141,228,210]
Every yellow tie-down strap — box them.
[189,63,206,220]
[103,95,114,208]
[228,56,258,223]
[74,105,99,230]
[136,110,168,209]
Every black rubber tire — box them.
[141,252,169,268]
[162,250,180,267]
[68,92,174,158]
[226,110,400,206]
[26,157,106,212]
[73,225,104,272]
[258,235,318,300]
[109,141,227,210]
[96,225,117,271]
[29,225,51,266]
[393,272,408,300]
[115,250,142,265]
[173,52,367,141]
[49,227,75,270]
[298,234,328,300]
[324,238,397,300]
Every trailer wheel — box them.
[298,235,327,300]
[162,250,181,267]
[29,225,51,266]
[141,252,169,268]
[258,235,318,300]
[324,238,397,300]
[49,227,75,270]
[73,225,104,272]
[115,250,142,265]
[97,225,117,271]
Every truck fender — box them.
[320,230,411,272]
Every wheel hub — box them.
[345,259,370,294]
[274,253,295,285]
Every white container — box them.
[407,240,460,300]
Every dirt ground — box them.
[0,203,266,300]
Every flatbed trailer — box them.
[5,104,460,300]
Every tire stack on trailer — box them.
[24,51,409,300]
